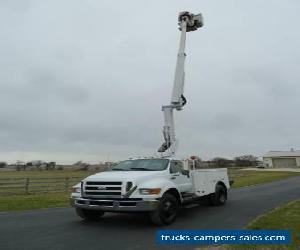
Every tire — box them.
[149,193,179,226]
[209,184,227,206]
[75,208,105,221]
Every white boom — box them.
[158,11,203,157]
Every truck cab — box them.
[71,157,230,225]
[71,11,230,226]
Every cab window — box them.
[170,161,184,174]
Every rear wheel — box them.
[209,184,227,206]
[149,193,179,226]
[75,208,105,221]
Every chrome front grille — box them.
[83,181,123,197]
[86,181,122,185]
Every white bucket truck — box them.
[71,12,231,226]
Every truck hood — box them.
[85,170,165,184]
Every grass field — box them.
[0,170,98,195]
[0,170,94,211]
[0,169,300,212]
[203,199,300,250]
[0,192,70,212]
[247,199,300,249]
[230,170,300,188]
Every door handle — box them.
[170,173,180,179]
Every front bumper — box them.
[71,197,159,212]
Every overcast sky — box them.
[0,0,299,163]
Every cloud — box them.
[0,0,299,163]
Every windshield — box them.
[111,159,169,171]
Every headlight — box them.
[139,188,161,195]
[71,187,81,193]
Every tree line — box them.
[190,155,260,168]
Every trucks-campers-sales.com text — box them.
[159,235,287,244]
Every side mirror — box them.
[182,170,190,178]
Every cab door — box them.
[169,160,192,193]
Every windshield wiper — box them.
[111,168,127,171]
[129,167,155,171]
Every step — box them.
[183,203,199,209]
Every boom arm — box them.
[171,18,187,107]
[158,12,203,156]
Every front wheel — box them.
[209,184,227,206]
[75,208,105,221]
[149,193,179,226]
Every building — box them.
[263,149,300,168]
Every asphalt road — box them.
[1,176,300,250]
